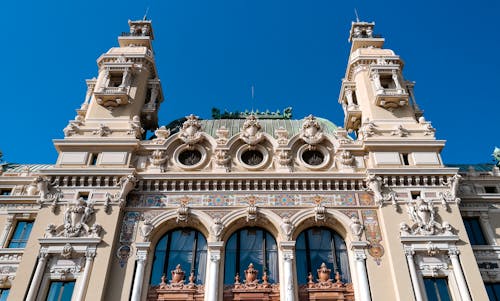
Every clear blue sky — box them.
[1,0,498,164]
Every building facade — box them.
[0,19,497,301]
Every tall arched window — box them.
[150,228,207,285]
[224,227,279,284]
[296,227,350,284]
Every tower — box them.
[56,19,163,168]
[339,21,439,169]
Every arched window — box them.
[224,227,279,284]
[150,228,207,285]
[296,227,350,284]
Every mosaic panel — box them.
[127,193,374,208]
[120,211,141,243]
[361,209,384,265]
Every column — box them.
[392,70,403,91]
[131,243,150,301]
[345,88,354,107]
[74,250,95,301]
[404,247,423,301]
[280,241,296,301]
[0,215,14,247]
[351,242,371,301]
[26,250,49,301]
[205,242,223,301]
[479,213,497,245]
[449,248,471,301]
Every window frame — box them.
[7,220,34,248]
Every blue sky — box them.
[1,0,499,164]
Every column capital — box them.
[350,240,369,250]
[279,241,296,251]
[207,241,224,251]
[404,246,415,257]
[448,247,460,256]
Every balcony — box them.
[344,104,362,131]
[374,88,408,109]
[94,86,130,109]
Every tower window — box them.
[0,190,11,196]
[380,74,395,89]
[108,72,123,87]
[401,153,410,165]
[89,153,98,166]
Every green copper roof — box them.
[2,164,52,174]
[446,163,495,173]
[199,117,339,138]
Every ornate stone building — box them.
[0,18,497,301]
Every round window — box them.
[178,149,202,166]
[302,150,324,166]
[241,150,264,166]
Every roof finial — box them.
[354,8,360,22]
[143,6,150,21]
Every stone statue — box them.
[493,147,500,167]
[439,174,462,205]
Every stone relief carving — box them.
[275,149,292,171]
[43,200,101,238]
[128,115,145,138]
[149,150,168,172]
[300,115,324,146]
[439,174,462,205]
[153,126,170,144]
[246,201,258,222]
[63,115,84,137]
[314,203,326,223]
[211,218,224,241]
[179,114,204,145]
[280,217,294,241]
[32,176,61,212]
[92,124,112,137]
[176,202,190,223]
[364,174,396,207]
[359,119,377,139]
[275,127,289,146]
[139,217,154,241]
[240,115,264,146]
[105,174,138,212]
[391,124,409,137]
[215,126,229,145]
[349,215,364,241]
[336,150,355,170]
[400,197,455,236]
[213,149,231,172]
[418,117,436,136]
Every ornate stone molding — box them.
[179,114,204,146]
[300,115,324,146]
[364,174,396,207]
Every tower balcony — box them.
[345,104,362,130]
[94,86,130,109]
[374,88,408,109]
